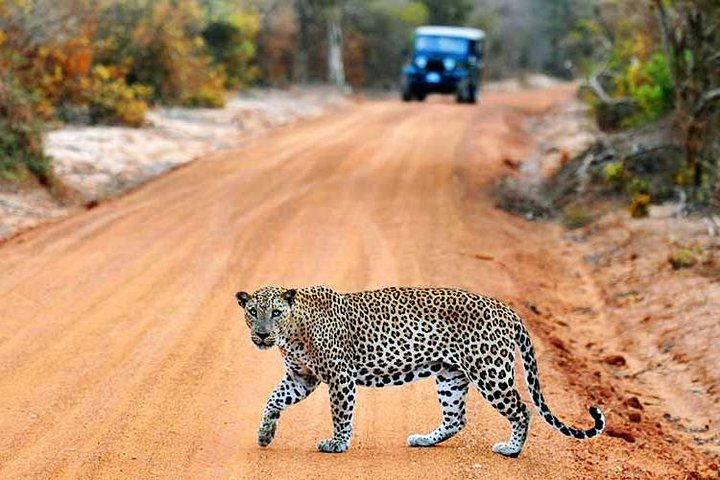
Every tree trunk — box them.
[293,0,309,84]
[326,4,346,89]
[652,0,679,94]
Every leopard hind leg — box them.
[407,365,469,447]
[464,363,530,457]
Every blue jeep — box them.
[401,26,485,104]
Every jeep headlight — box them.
[443,58,456,71]
[415,56,427,69]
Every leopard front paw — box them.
[257,419,278,447]
[492,441,521,458]
[316,438,349,453]
[407,433,435,447]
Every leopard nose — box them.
[257,332,270,341]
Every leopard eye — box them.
[249,307,257,316]
[272,309,281,318]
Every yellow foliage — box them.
[183,68,227,108]
[94,64,111,81]
[2,0,248,126]
[627,60,648,91]
[631,35,651,59]
[603,162,626,187]
[674,166,694,186]
[629,193,651,218]
[115,99,148,127]
[88,65,149,127]
[668,249,698,270]
[34,100,54,119]
[126,0,228,106]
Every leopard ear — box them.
[236,291,251,308]
[283,289,297,306]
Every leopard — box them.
[235,285,605,456]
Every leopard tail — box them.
[514,320,605,439]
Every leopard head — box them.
[235,286,296,350]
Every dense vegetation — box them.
[575,0,720,213]
[252,0,598,87]
[0,0,258,181]
[1,0,717,213]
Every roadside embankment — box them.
[0,87,348,241]
[497,93,720,461]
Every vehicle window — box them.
[415,36,469,55]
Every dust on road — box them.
[0,88,712,479]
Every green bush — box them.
[578,10,676,132]
[669,249,697,270]
[202,13,259,88]
[674,164,695,187]
[622,53,674,127]
[626,177,651,196]
[603,162,626,189]
[0,75,52,184]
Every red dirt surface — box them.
[572,204,720,462]
[0,87,715,479]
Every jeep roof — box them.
[415,26,485,41]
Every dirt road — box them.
[0,88,713,479]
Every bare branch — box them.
[692,88,720,119]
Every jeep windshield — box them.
[414,35,469,55]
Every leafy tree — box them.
[652,0,720,206]
[577,0,719,210]
[531,0,596,77]
[250,0,297,84]
[305,0,347,88]
[0,74,51,184]
[95,0,228,107]
[293,0,311,83]
[345,0,428,88]
[202,12,260,88]
[419,0,472,25]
